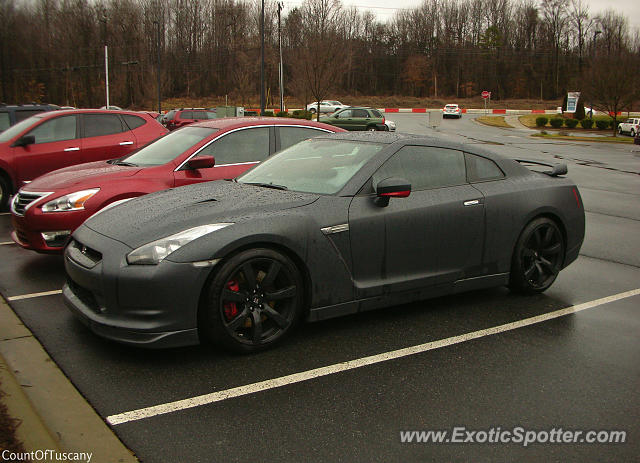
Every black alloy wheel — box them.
[509,217,565,293]
[200,248,304,353]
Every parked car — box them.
[0,103,60,132]
[617,118,640,137]
[163,108,217,130]
[11,118,344,252]
[385,120,396,132]
[306,101,348,114]
[99,105,123,110]
[443,104,462,118]
[62,132,584,351]
[0,109,167,210]
[319,107,386,131]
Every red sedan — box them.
[0,109,167,210]
[11,117,344,253]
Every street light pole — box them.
[278,2,284,113]
[260,0,265,115]
[155,20,162,114]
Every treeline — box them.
[0,0,638,109]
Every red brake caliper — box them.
[223,279,240,321]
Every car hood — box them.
[83,180,319,248]
[24,161,141,191]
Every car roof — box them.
[34,108,153,120]
[191,117,343,132]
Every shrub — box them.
[574,100,585,120]
[262,110,274,117]
[549,118,563,128]
[564,118,579,129]
[595,119,609,130]
[580,119,593,129]
[275,111,289,117]
[292,110,312,120]
[535,116,548,127]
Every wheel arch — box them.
[513,210,569,267]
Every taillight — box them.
[382,116,385,124]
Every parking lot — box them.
[1,113,639,462]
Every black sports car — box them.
[63,133,585,352]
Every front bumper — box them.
[63,226,212,348]
[12,209,87,254]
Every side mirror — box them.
[187,155,215,170]
[13,135,35,147]
[375,177,411,206]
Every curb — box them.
[0,295,138,462]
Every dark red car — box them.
[163,108,216,130]
[11,117,344,253]
[0,109,167,210]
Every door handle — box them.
[64,147,80,151]
[463,199,481,206]
[119,141,134,146]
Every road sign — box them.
[481,91,491,99]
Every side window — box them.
[180,111,193,119]
[197,127,270,164]
[0,112,9,131]
[371,110,383,118]
[465,153,505,182]
[372,146,466,191]
[122,114,146,130]
[16,109,45,122]
[336,109,352,118]
[83,114,124,137]
[206,111,216,119]
[278,126,327,150]
[192,111,207,119]
[352,109,368,118]
[27,115,77,144]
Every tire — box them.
[309,108,316,114]
[509,217,565,294]
[0,175,11,212]
[631,129,636,137]
[199,248,304,353]
[618,126,623,135]
[366,125,377,132]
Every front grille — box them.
[67,278,101,314]
[67,239,102,267]
[12,191,49,216]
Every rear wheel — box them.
[309,108,316,114]
[0,175,11,211]
[509,217,564,293]
[366,125,377,131]
[199,248,304,353]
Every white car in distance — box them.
[306,100,348,114]
[443,104,462,118]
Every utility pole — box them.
[104,45,109,108]
[278,2,284,113]
[260,0,265,115]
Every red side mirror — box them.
[187,155,215,170]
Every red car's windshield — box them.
[122,126,218,167]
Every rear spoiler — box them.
[515,159,567,177]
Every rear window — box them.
[122,114,146,130]
[465,153,504,182]
[371,110,382,118]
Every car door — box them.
[81,113,136,163]
[348,145,485,298]
[350,108,369,130]
[330,109,353,130]
[173,126,273,186]
[14,114,81,184]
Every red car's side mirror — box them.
[187,156,215,170]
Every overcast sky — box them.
[283,0,640,31]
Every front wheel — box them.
[308,108,316,114]
[631,129,636,137]
[618,126,623,135]
[199,248,304,353]
[509,217,564,294]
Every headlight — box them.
[41,189,100,213]
[126,223,233,265]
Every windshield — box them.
[0,114,45,142]
[122,126,217,166]
[237,138,383,194]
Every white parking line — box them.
[0,241,15,246]
[106,288,640,426]
[7,290,63,301]
[0,212,10,216]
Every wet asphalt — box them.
[0,113,638,462]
